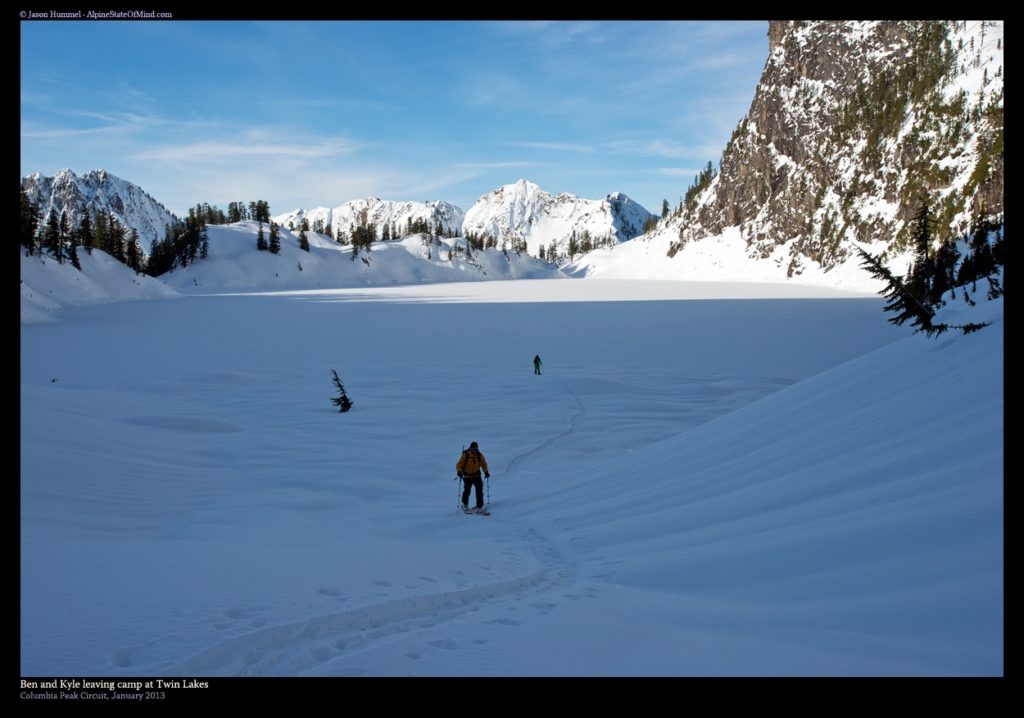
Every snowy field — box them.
[20,278,1002,677]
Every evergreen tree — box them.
[661,199,670,219]
[94,210,109,255]
[147,239,161,276]
[567,230,579,260]
[684,161,717,210]
[109,214,127,264]
[200,225,209,260]
[20,186,40,255]
[188,227,200,263]
[856,247,988,337]
[382,222,391,242]
[126,229,142,272]
[930,239,960,303]
[269,221,281,254]
[58,211,71,264]
[299,218,310,252]
[256,221,267,251]
[79,211,94,254]
[957,218,1003,299]
[330,369,353,412]
[68,236,81,270]
[44,212,61,262]
[905,199,935,305]
[579,229,593,255]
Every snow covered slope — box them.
[21,278,1001,676]
[22,169,179,250]
[273,198,464,241]
[462,179,655,259]
[567,226,881,293]
[159,221,562,292]
[21,249,178,323]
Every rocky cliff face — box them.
[669,20,1003,276]
[22,169,179,249]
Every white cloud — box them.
[510,141,594,153]
[654,167,704,178]
[131,137,359,163]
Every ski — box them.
[463,507,491,516]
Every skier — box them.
[533,354,542,375]
[456,441,490,513]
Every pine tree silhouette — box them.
[330,369,353,412]
[856,247,989,337]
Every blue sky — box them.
[21,20,768,217]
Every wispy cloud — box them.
[23,124,130,140]
[607,137,726,163]
[495,21,610,47]
[654,167,704,178]
[509,141,594,153]
[131,136,359,163]
[607,139,692,160]
[456,161,547,169]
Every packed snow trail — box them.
[503,380,586,475]
[167,378,594,675]
[171,526,575,676]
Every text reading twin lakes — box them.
[20,680,206,692]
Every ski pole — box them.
[456,444,464,516]
[486,474,490,507]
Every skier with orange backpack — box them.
[456,442,490,514]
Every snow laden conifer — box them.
[256,221,268,251]
[19,185,40,256]
[330,370,353,413]
[79,211,93,255]
[268,221,281,254]
[856,198,995,336]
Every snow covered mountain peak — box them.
[462,180,654,260]
[22,168,179,249]
[272,197,465,240]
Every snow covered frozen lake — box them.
[20,278,1003,676]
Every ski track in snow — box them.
[504,380,586,476]
[168,384,587,676]
[170,523,575,677]
[165,368,792,675]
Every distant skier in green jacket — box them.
[533,354,542,375]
